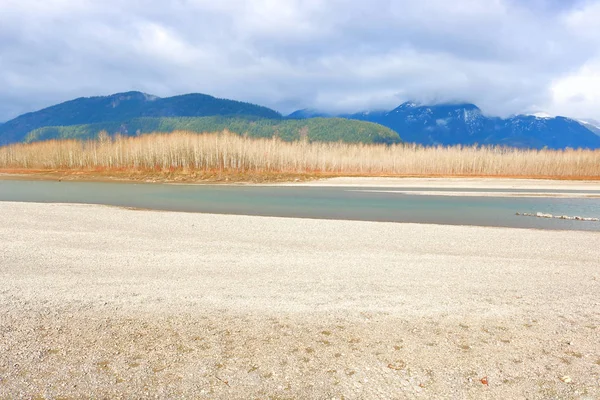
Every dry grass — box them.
[1,130,599,181]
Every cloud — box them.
[549,59,600,119]
[1,0,600,120]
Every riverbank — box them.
[1,202,598,398]
[0,168,322,184]
[3,173,600,201]
[304,177,600,198]
[280,176,600,191]
[2,171,600,194]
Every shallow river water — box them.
[1,180,599,231]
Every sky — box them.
[1,0,600,121]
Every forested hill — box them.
[0,92,283,144]
[25,116,401,145]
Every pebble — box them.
[560,376,573,384]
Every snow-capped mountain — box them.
[289,103,600,149]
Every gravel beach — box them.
[1,201,599,399]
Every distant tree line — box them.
[24,116,402,145]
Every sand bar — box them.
[1,201,599,399]
[347,189,600,198]
[280,177,600,191]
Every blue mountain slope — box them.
[287,109,334,119]
[0,92,282,144]
[578,120,600,137]
[292,103,600,149]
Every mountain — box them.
[0,91,282,144]
[350,103,490,146]
[578,119,600,137]
[499,115,600,149]
[4,92,599,149]
[291,102,600,149]
[287,109,334,119]
[24,116,401,145]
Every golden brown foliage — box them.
[1,130,599,180]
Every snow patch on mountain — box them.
[578,119,600,129]
[462,108,482,124]
[529,112,553,119]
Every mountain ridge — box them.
[0,91,283,144]
[2,92,600,149]
[578,119,600,137]
[291,102,600,149]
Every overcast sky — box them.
[1,0,600,121]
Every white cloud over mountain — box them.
[1,0,599,120]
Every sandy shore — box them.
[281,177,600,191]
[2,173,600,192]
[344,189,600,198]
[1,202,599,399]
